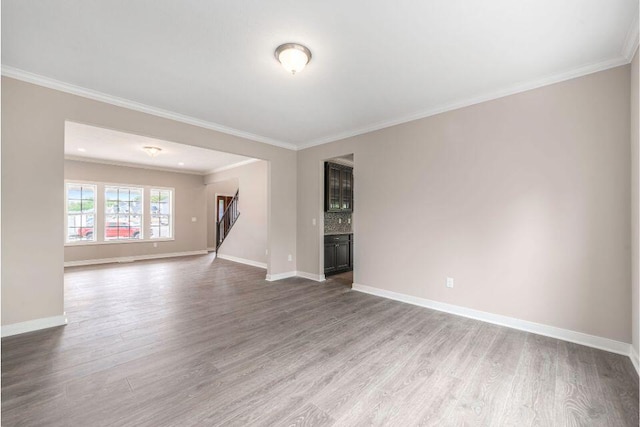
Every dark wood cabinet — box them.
[325,162,353,212]
[324,234,353,275]
[324,242,337,274]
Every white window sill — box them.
[65,238,175,247]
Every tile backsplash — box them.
[324,212,352,234]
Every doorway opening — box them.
[216,195,234,222]
[320,154,354,287]
[63,121,268,273]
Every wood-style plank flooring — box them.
[2,254,638,426]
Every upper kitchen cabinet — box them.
[325,162,353,212]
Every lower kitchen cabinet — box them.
[324,234,353,275]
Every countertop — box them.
[324,231,353,236]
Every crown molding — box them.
[64,155,206,176]
[3,48,634,154]
[296,55,630,150]
[622,11,639,62]
[207,158,262,175]
[1,65,298,151]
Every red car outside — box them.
[78,222,141,239]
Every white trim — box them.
[64,250,208,267]
[352,283,631,357]
[64,237,175,247]
[207,158,262,175]
[295,271,326,282]
[216,253,267,269]
[630,346,640,376]
[65,155,206,176]
[327,158,354,168]
[266,271,297,281]
[622,13,640,62]
[296,56,629,150]
[1,65,297,151]
[2,314,68,338]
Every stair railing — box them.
[216,190,240,251]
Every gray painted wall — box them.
[631,48,639,357]
[205,160,268,265]
[297,65,631,343]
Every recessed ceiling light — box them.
[178,162,185,166]
[143,146,162,157]
[275,43,311,75]
[77,148,86,152]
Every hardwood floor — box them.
[2,254,638,426]
[326,270,353,287]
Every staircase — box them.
[216,189,240,251]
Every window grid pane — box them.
[105,186,143,240]
[150,189,172,239]
[67,183,171,244]
[66,183,96,242]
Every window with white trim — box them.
[104,186,143,240]
[66,183,97,242]
[150,189,173,239]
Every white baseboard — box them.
[630,346,640,375]
[217,253,267,269]
[266,271,297,281]
[207,247,216,253]
[352,283,632,358]
[2,313,68,338]
[64,250,209,267]
[295,271,326,282]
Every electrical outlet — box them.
[348,218,351,224]
[446,277,454,288]
[312,218,316,226]
[339,218,342,224]
[153,242,158,248]
[265,249,269,255]
[288,254,292,261]
[191,217,197,222]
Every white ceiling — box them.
[65,122,256,174]
[3,1,639,150]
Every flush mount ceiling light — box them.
[275,43,312,75]
[143,146,162,157]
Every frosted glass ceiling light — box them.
[275,43,312,75]
[143,146,162,157]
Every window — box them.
[66,183,97,242]
[64,182,174,245]
[150,189,173,239]
[105,186,143,240]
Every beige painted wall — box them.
[297,65,631,343]
[2,81,65,325]
[631,48,639,356]
[64,160,207,262]
[1,77,297,326]
[205,160,268,265]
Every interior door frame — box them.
[214,193,234,247]
[215,193,234,221]
[318,154,355,283]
